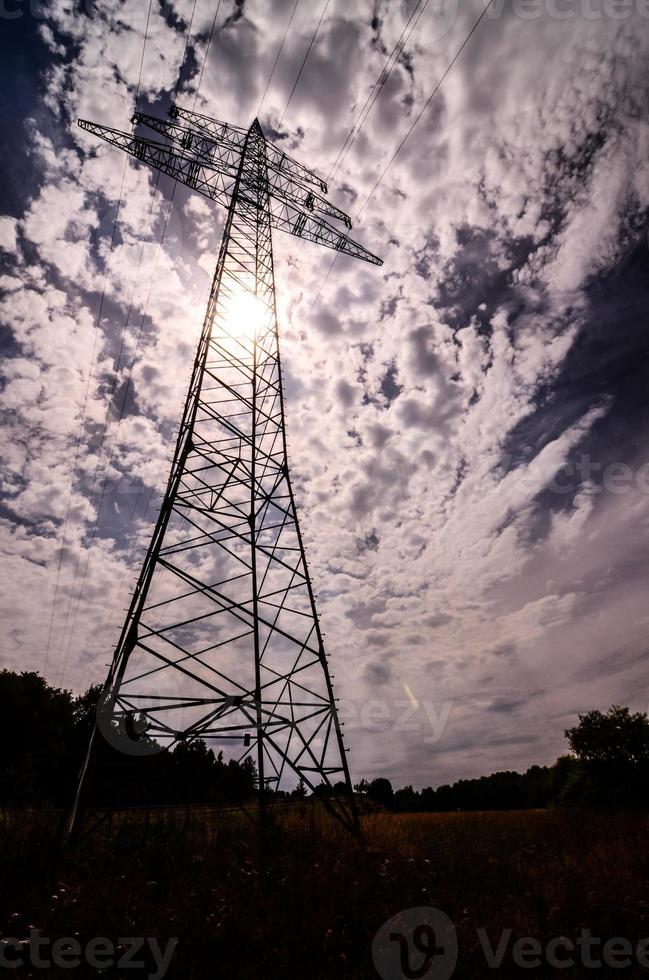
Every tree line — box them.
[355,704,649,811]
[1,670,647,810]
[0,671,256,808]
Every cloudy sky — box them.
[2,0,649,787]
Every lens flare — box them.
[221,291,268,341]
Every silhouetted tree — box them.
[0,671,256,808]
[292,779,307,800]
[564,705,649,807]
[0,670,76,806]
[566,705,649,765]
[367,777,393,807]
[420,786,437,810]
[394,784,419,811]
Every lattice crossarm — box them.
[268,196,383,265]
[77,119,235,208]
[262,140,328,195]
[169,105,248,145]
[170,105,328,194]
[132,111,244,168]
[264,169,352,228]
[130,113,349,228]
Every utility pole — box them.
[69,106,382,837]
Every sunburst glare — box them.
[221,291,268,342]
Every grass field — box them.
[1,806,648,977]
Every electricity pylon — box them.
[70,106,382,836]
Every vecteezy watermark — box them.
[96,694,454,760]
[0,932,177,978]
[478,929,649,970]
[338,698,453,745]
[373,909,649,977]
[5,0,649,24]
[488,0,649,18]
[373,908,458,980]
[546,457,649,496]
[502,452,649,498]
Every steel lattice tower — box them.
[71,107,382,835]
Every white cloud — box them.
[0,217,18,253]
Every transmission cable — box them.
[43,162,128,679]
[174,0,200,101]
[88,392,185,685]
[54,174,165,684]
[326,0,430,184]
[276,0,330,132]
[192,0,223,109]
[59,0,224,679]
[135,0,155,100]
[44,0,156,676]
[356,0,497,222]
[279,2,429,301]
[308,0,497,318]
[257,0,301,118]
[51,4,194,681]
[55,184,182,685]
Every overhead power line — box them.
[257,0,301,118]
[55,180,185,685]
[192,0,223,109]
[44,162,128,679]
[277,0,331,132]
[280,1,430,301]
[47,0,158,678]
[356,0,497,221]
[54,177,166,685]
[174,0,200,101]
[308,0,497,317]
[327,0,430,184]
[48,0,191,680]
[135,0,155,100]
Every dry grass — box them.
[1,806,648,977]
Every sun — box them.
[220,290,269,342]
